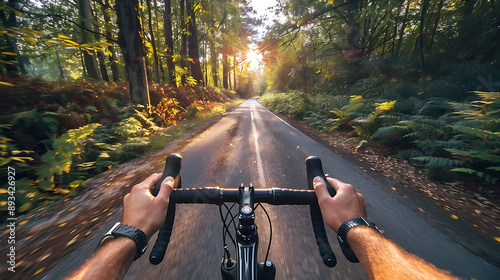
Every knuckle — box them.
[342,184,356,194]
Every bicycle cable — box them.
[219,202,237,247]
[255,203,273,265]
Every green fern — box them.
[413,156,462,169]
[418,98,451,117]
[352,100,398,140]
[11,108,60,137]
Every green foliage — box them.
[347,77,387,98]
[352,100,398,140]
[11,108,60,138]
[259,91,311,118]
[412,156,462,169]
[418,98,452,117]
[113,117,148,141]
[388,92,500,184]
[0,124,34,166]
[36,123,101,191]
[329,95,365,131]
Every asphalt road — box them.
[44,99,499,279]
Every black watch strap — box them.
[337,217,383,263]
[102,222,148,260]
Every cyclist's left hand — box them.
[122,174,173,240]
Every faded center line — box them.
[250,105,266,188]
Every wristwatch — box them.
[337,217,383,244]
[101,222,148,260]
[337,217,383,263]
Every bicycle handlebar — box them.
[306,156,337,267]
[149,154,358,268]
[149,154,182,265]
[167,187,317,204]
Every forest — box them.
[0,0,499,222]
[260,0,499,189]
[0,0,256,218]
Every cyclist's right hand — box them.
[313,176,367,233]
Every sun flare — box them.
[245,49,263,70]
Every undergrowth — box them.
[261,89,500,187]
[0,77,241,222]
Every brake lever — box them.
[149,153,182,265]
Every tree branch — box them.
[0,3,118,43]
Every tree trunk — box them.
[186,0,203,85]
[78,0,101,80]
[233,56,237,91]
[428,0,444,53]
[146,0,160,83]
[91,2,110,82]
[457,0,477,59]
[228,57,231,90]
[417,0,430,73]
[80,51,87,77]
[394,0,411,58]
[116,0,150,107]
[179,0,188,85]
[164,0,176,86]
[55,46,65,79]
[101,0,120,81]
[345,0,362,55]
[153,0,164,81]
[210,29,218,87]
[222,53,229,89]
[0,0,28,75]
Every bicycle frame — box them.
[220,185,276,280]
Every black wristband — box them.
[336,217,383,263]
[101,222,148,260]
[337,217,382,245]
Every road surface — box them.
[43,99,499,279]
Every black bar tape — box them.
[149,204,175,265]
[306,156,337,268]
[271,189,317,205]
[152,153,182,196]
[339,240,359,263]
[310,203,337,267]
[170,187,229,204]
[305,156,335,196]
[149,154,182,265]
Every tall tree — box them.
[0,0,27,75]
[164,0,176,86]
[78,0,101,80]
[116,0,150,107]
[100,0,120,81]
[416,0,430,73]
[186,0,203,85]
[222,52,229,89]
[146,0,160,82]
[179,0,188,85]
[91,1,110,82]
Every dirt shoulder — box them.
[278,113,500,267]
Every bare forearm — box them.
[66,237,136,280]
[348,226,458,280]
